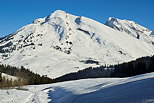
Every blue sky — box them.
[0,0,153,37]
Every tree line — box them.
[0,55,154,88]
[0,72,27,89]
[0,64,58,89]
[57,55,154,81]
[111,55,154,77]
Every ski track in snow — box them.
[1,72,153,103]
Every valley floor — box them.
[1,72,154,103]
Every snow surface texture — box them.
[105,17,154,45]
[0,10,153,78]
[1,72,154,103]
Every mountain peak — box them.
[32,10,68,24]
[108,17,118,21]
[50,10,67,17]
[52,10,66,15]
[106,17,149,31]
[105,17,119,27]
[105,17,153,44]
[106,17,135,26]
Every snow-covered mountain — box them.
[1,72,154,103]
[0,10,153,78]
[105,17,154,45]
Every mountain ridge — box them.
[105,17,154,44]
[0,10,153,78]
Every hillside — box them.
[57,55,154,81]
[0,72,154,103]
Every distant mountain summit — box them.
[0,10,153,78]
[105,17,154,45]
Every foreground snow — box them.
[1,72,154,103]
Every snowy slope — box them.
[105,17,154,45]
[1,72,154,103]
[1,73,18,81]
[0,10,153,78]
